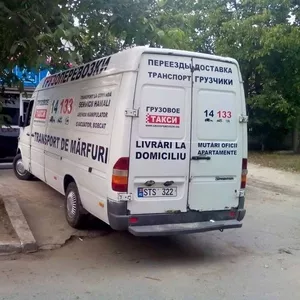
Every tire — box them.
[13,154,33,181]
[65,182,88,229]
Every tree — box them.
[69,0,194,62]
[193,0,300,151]
[0,0,82,125]
[260,24,300,151]
[0,0,83,85]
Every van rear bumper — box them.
[107,199,246,236]
[128,220,242,236]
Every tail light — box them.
[241,158,248,189]
[129,217,139,224]
[112,157,129,192]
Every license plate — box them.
[137,187,177,198]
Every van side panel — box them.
[36,75,122,223]
[106,72,138,202]
[30,91,50,181]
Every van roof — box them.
[37,46,239,90]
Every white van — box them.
[14,47,248,236]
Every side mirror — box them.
[18,115,24,127]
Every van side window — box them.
[23,101,30,120]
[24,100,34,127]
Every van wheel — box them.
[65,182,88,229]
[13,154,32,180]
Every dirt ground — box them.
[0,198,18,243]
[0,170,110,250]
[0,163,299,299]
[249,162,300,195]
[249,152,300,172]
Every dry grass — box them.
[249,152,300,173]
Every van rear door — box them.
[127,54,192,214]
[127,53,244,215]
[188,58,243,211]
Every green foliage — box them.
[69,0,194,61]
[0,0,84,125]
[194,0,300,150]
[0,0,82,87]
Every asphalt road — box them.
[0,164,300,300]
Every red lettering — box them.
[35,109,47,120]
[146,114,180,125]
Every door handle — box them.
[192,156,211,161]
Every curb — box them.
[0,163,13,170]
[3,196,38,253]
[0,241,21,255]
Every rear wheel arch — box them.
[63,174,75,194]
[63,175,87,211]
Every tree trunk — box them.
[292,116,300,153]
